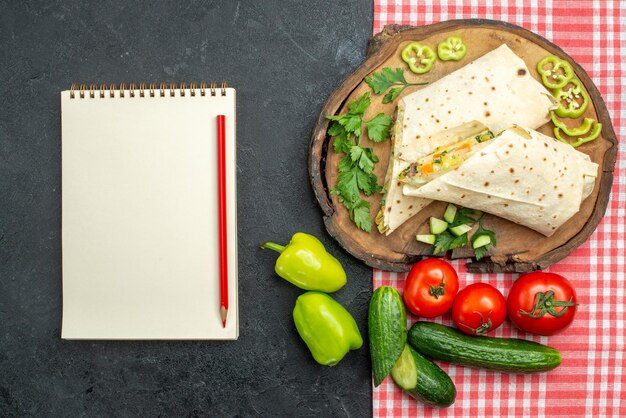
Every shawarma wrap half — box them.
[401,126,598,237]
[377,44,555,235]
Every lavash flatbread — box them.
[378,44,555,235]
[405,126,598,236]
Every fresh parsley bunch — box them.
[364,67,427,104]
[327,92,392,232]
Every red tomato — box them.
[452,283,506,335]
[403,259,459,318]
[507,272,577,336]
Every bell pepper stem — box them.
[260,241,287,253]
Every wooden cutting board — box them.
[309,20,618,273]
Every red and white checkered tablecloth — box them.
[372,1,625,417]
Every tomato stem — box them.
[459,311,492,335]
[429,277,446,299]
[519,290,577,318]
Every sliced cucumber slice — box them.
[429,217,448,235]
[416,234,436,245]
[390,344,418,390]
[449,223,472,237]
[390,343,458,407]
[472,234,492,249]
[443,204,457,224]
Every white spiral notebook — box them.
[61,82,238,340]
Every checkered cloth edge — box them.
[372,1,625,417]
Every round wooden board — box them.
[309,20,618,273]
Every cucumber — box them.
[391,344,456,407]
[472,233,492,249]
[416,234,436,245]
[408,322,561,373]
[429,217,448,235]
[369,286,407,386]
[443,204,457,224]
[449,223,472,237]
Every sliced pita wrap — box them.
[377,44,555,235]
[404,126,598,237]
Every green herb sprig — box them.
[327,92,392,232]
[434,231,468,255]
[364,67,428,103]
[449,208,482,228]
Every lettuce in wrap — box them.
[399,123,495,187]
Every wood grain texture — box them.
[309,20,618,273]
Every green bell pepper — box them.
[261,232,347,292]
[553,79,589,118]
[551,111,594,136]
[293,291,363,366]
[537,55,574,89]
[437,35,467,61]
[554,122,602,148]
[401,42,436,74]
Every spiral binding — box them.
[69,81,228,99]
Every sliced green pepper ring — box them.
[550,112,595,136]
[554,123,602,148]
[553,79,589,118]
[437,36,467,61]
[537,55,574,89]
[401,42,436,74]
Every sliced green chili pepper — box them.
[550,112,594,136]
[437,35,467,61]
[537,55,574,89]
[553,79,589,118]
[554,123,602,148]
[401,42,436,74]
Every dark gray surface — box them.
[0,1,375,416]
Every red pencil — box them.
[217,115,228,328]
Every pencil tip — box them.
[220,306,228,328]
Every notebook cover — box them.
[61,86,238,340]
